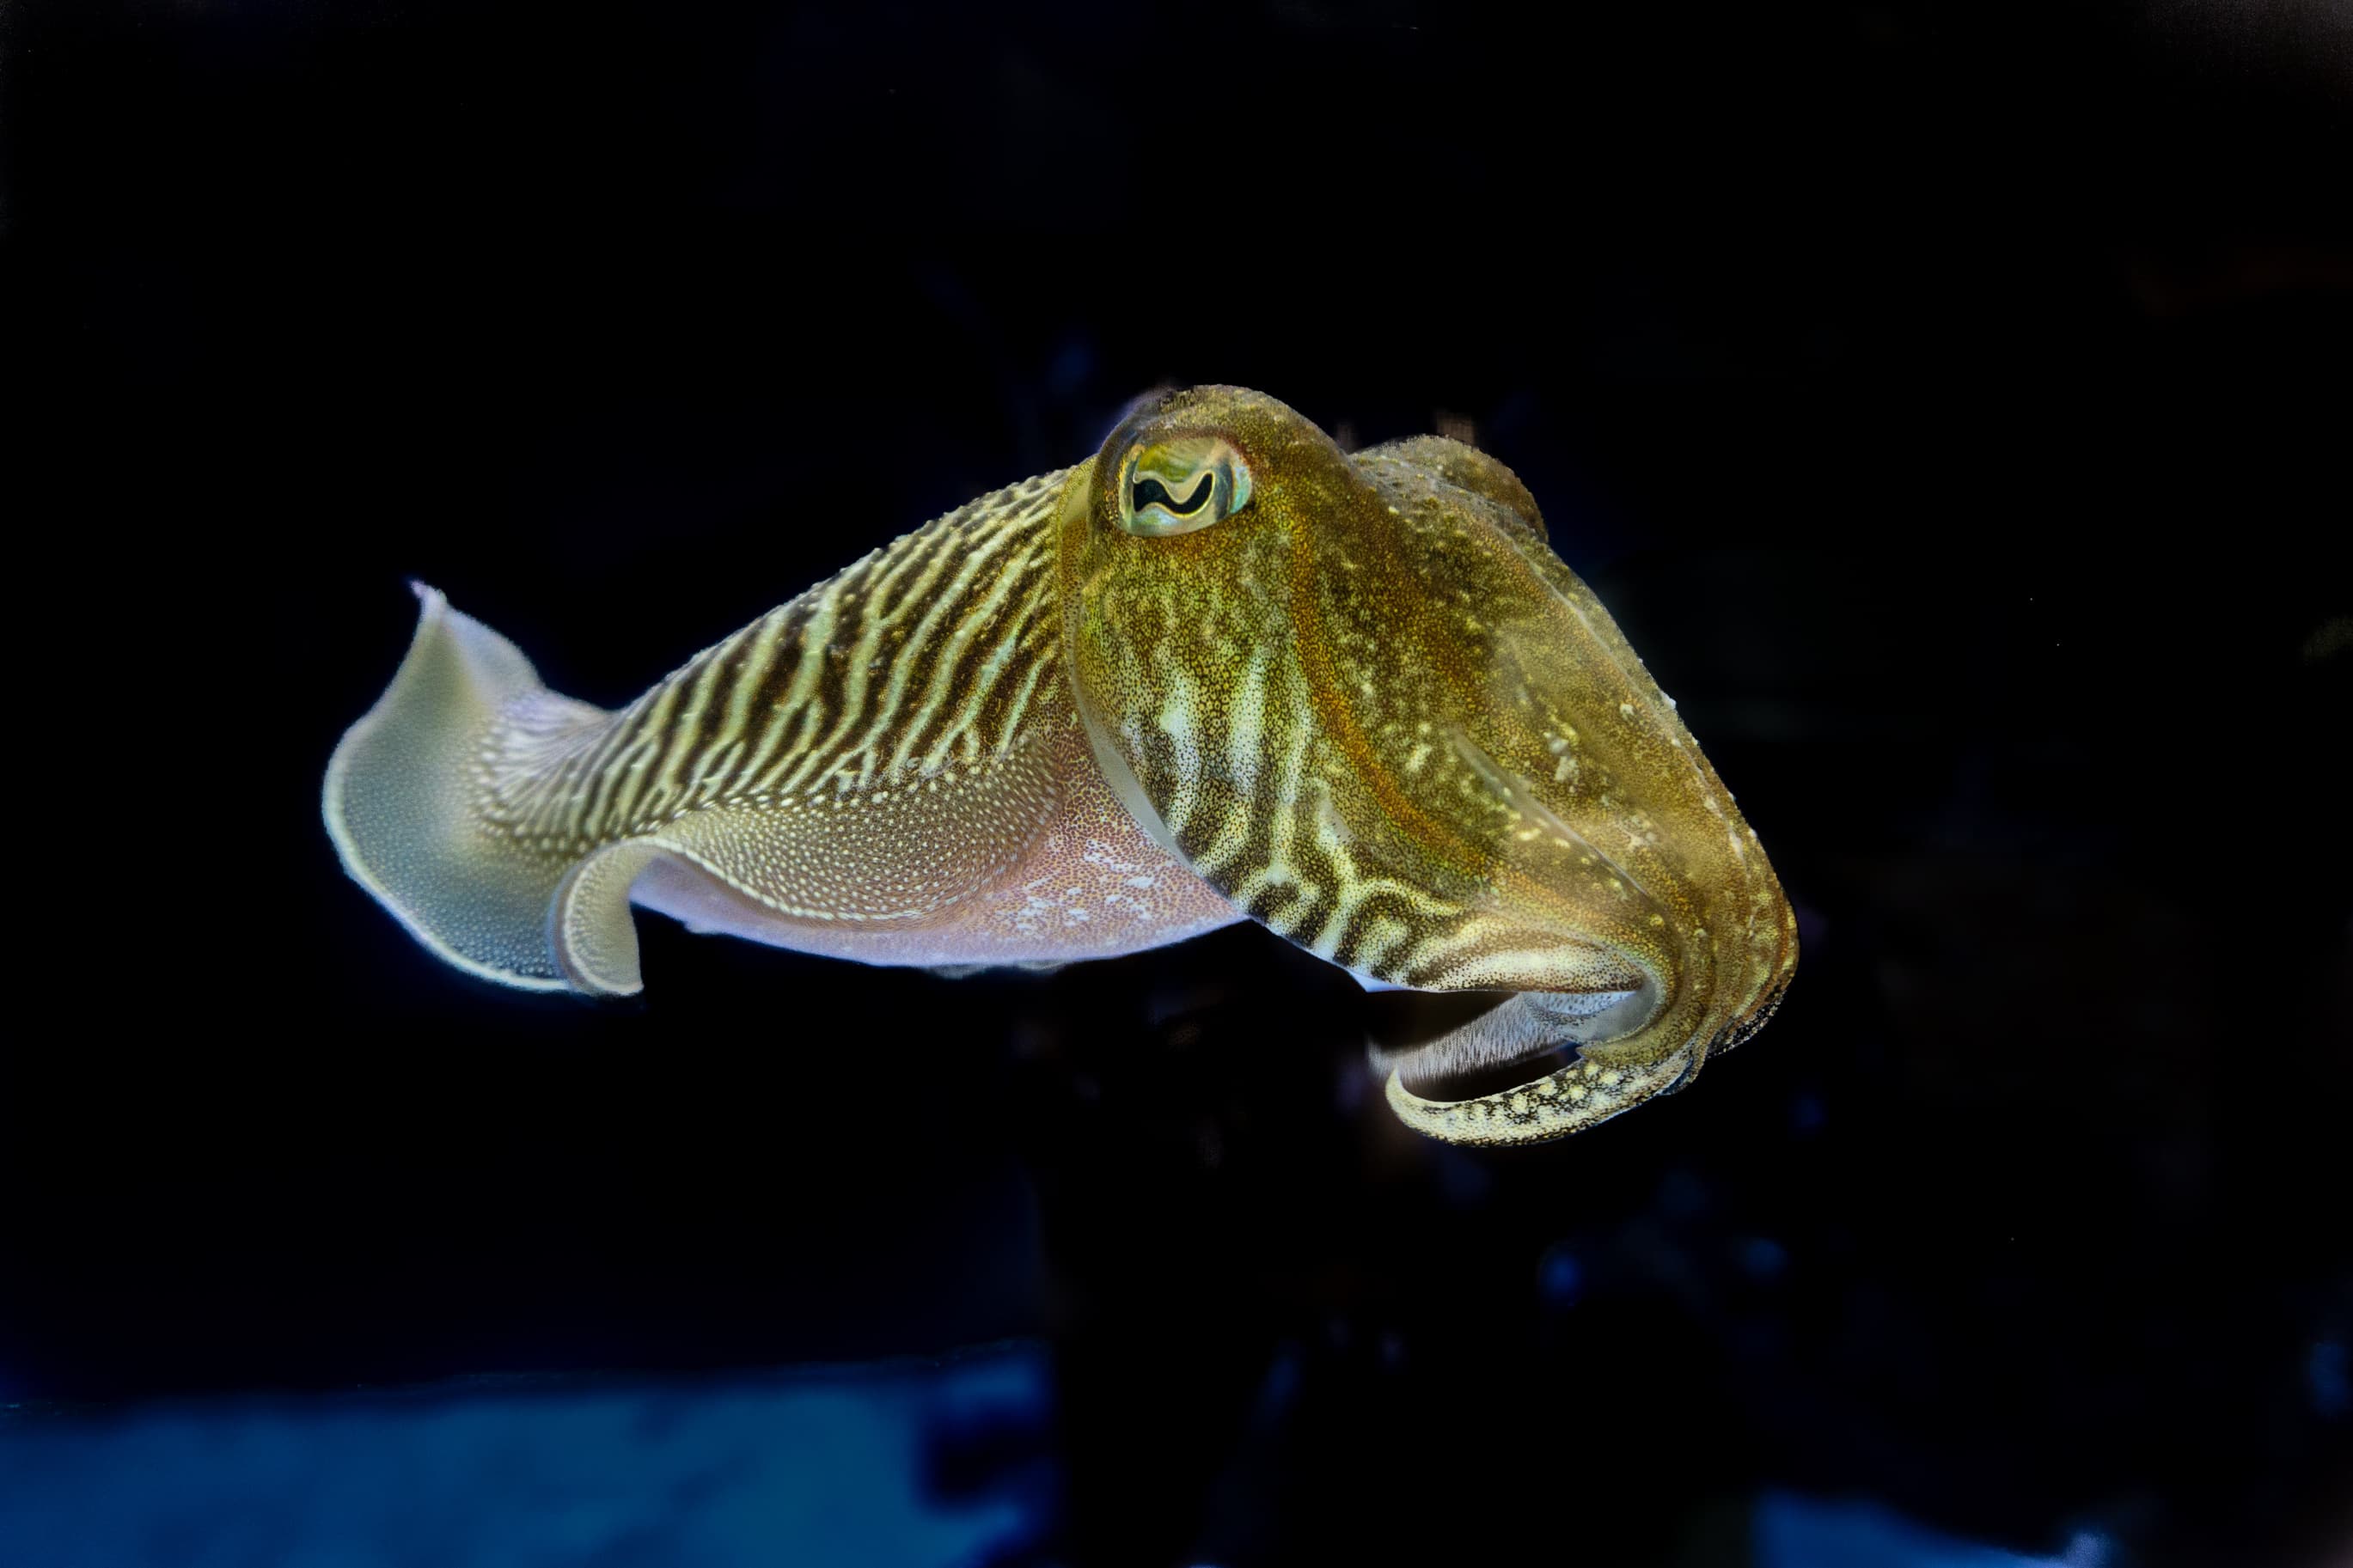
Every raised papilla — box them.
[324,387,1795,1146]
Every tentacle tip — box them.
[1380,1046,1703,1148]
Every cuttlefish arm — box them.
[323,387,1793,1147]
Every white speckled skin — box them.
[626,695,1241,969]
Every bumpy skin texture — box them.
[1059,389,1795,1144]
[324,386,1794,1147]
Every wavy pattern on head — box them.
[1056,387,1796,1146]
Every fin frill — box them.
[323,584,636,993]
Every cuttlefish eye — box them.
[1115,436,1254,537]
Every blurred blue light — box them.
[1250,1345,1303,1425]
[1046,334,1096,399]
[0,1345,1053,1568]
[1739,1236,1790,1281]
[1755,1491,2102,1568]
[1537,1244,1584,1308]
[2309,1339,2349,1420]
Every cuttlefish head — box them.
[1055,386,1796,1146]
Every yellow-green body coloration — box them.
[324,387,1794,1146]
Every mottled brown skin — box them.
[1058,387,1795,1144]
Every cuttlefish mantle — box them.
[323,387,1796,1146]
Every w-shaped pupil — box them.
[1133,471,1216,516]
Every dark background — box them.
[5,1,2350,1565]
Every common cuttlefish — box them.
[325,387,1795,1146]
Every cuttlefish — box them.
[325,387,1794,1145]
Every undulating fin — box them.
[923,959,1070,979]
[322,583,614,992]
[328,461,1085,997]
[548,839,672,996]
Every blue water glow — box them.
[0,1345,1052,1568]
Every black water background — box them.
[5,2,2350,1565]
